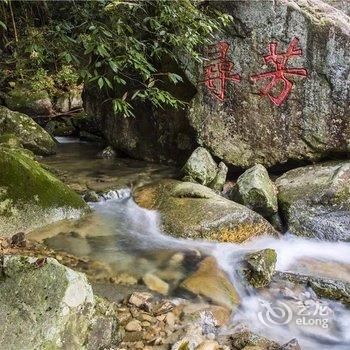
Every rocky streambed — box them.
[0,137,347,350]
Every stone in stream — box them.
[133,179,277,243]
[182,147,218,186]
[179,257,240,311]
[0,255,118,350]
[280,338,301,350]
[273,271,350,305]
[229,164,278,218]
[227,331,279,350]
[276,161,350,240]
[83,190,100,203]
[0,106,56,156]
[0,147,88,236]
[244,248,277,288]
[143,273,170,295]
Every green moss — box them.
[5,88,49,110]
[0,147,87,211]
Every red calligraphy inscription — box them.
[200,41,241,101]
[250,37,307,106]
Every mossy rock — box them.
[0,106,56,156]
[229,164,278,218]
[4,88,53,116]
[0,147,88,236]
[0,133,23,148]
[276,161,350,241]
[244,248,277,288]
[133,179,277,243]
[0,255,119,350]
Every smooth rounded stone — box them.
[133,179,277,243]
[0,106,56,156]
[182,147,218,186]
[143,273,170,295]
[276,161,350,240]
[0,147,88,236]
[5,88,53,116]
[180,257,240,311]
[83,190,100,202]
[195,340,220,350]
[244,248,277,288]
[125,319,142,332]
[229,164,277,217]
[182,303,231,326]
[209,161,228,192]
[0,255,95,349]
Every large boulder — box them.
[0,147,88,236]
[229,164,278,217]
[276,161,350,241]
[0,106,56,156]
[0,255,118,350]
[187,0,350,168]
[133,179,277,243]
[83,60,198,165]
[4,88,53,116]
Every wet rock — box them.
[4,88,53,116]
[180,257,240,311]
[273,271,350,305]
[133,179,277,243]
[143,273,169,295]
[84,190,100,203]
[244,249,277,288]
[182,147,218,186]
[229,165,277,217]
[125,319,142,332]
[0,255,95,349]
[276,161,350,240]
[0,147,88,236]
[196,340,220,350]
[228,331,279,350]
[153,300,175,316]
[0,106,56,156]
[280,338,301,350]
[209,161,228,192]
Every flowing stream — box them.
[29,138,350,350]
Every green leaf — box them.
[98,77,104,89]
[0,21,7,30]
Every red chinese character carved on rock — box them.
[200,41,241,101]
[250,37,307,106]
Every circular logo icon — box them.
[258,299,293,327]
